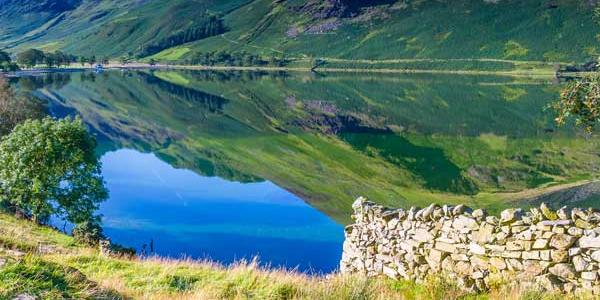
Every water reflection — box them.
[100,149,344,273]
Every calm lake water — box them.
[15,70,600,273]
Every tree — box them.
[16,49,45,68]
[0,76,44,135]
[554,75,600,133]
[0,51,10,63]
[0,117,108,224]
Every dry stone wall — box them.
[340,197,600,294]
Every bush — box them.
[72,218,105,246]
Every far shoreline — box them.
[1,62,570,78]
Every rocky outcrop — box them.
[340,198,600,294]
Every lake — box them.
[15,69,600,273]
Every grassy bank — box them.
[0,212,579,300]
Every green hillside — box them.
[2,0,599,68]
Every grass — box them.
[0,212,588,300]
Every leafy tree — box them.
[89,56,97,67]
[554,75,600,133]
[0,51,10,63]
[0,117,108,224]
[16,49,45,68]
[79,56,88,67]
[0,76,44,135]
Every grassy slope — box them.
[153,0,600,69]
[2,0,599,71]
[0,212,572,300]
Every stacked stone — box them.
[340,197,600,294]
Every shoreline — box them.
[2,63,565,78]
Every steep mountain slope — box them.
[1,0,599,64]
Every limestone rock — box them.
[540,203,558,220]
[549,234,576,250]
[548,263,576,279]
[579,236,600,248]
[500,208,522,224]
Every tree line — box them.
[185,51,290,67]
[13,48,109,69]
[0,50,19,72]
[137,15,225,58]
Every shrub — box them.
[72,218,105,246]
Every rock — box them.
[550,250,568,263]
[435,242,456,253]
[539,250,551,261]
[352,197,367,211]
[452,216,478,231]
[576,219,594,230]
[413,229,434,242]
[582,271,598,281]
[557,206,569,220]
[383,266,399,279]
[567,227,583,237]
[536,274,562,292]
[472,209,486,219]
[522,260,544,277]
[549,234,576,250]
[489,257,507,270]
[472,223,494,244]
[452,204,467,216]
[572,255,588,272]
[522,251,540,260]
[500,208,522,224]
[568,247,581,257]
[540,203,558,220]
[421,204,437,220]
[590,250,600,262]
[471,255,490,269]
[532,239,549,250]
[469,243,486,255]
[548,263,576,279]
[579,236,600,248]
[538,220,571,226]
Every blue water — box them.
[98,149,344,273]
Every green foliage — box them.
[16,49,77,68]
[0,76,44,135]
[0,51,10,63]
[0,117,107,224]
[186,50,289,67]
[72,218,105,246]
[16,49,45,67]
[554,75,600,133]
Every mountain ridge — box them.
[1,0,599,66]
